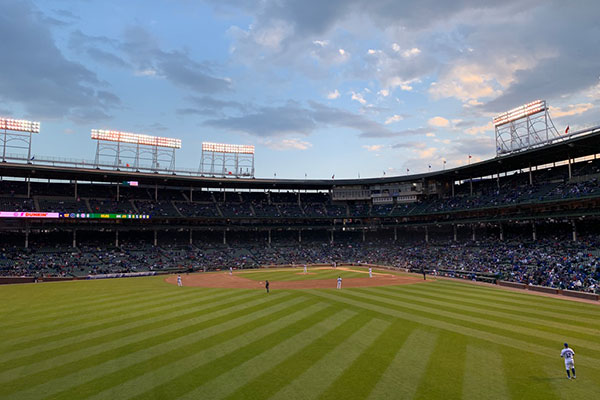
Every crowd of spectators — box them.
[1,235,598,293]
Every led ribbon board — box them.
[0,212,58,218]
[62,213,150,219]
[91,129,181,149]
[0,118,40,133]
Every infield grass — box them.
[1,272,599,399]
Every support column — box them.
[189,229,193,245]
[268,229,272,244]
[469,179,473,196]
[155,184,158,201]
[394,227,397,241]
[532,222,537,241]
[362,229,366,242]
[568,157,572,180]
[25,230,29,249]
[154,230,158,246]
[499,223,504,241]
[298,229,302,243]
[115,230,119,247]
[72,230,77,248]
[425,226,429,243]
[529,164,533,185]
[472,225,476,241]
[330,230,334,244]
[223,230,227,245]
[451,181,455,197]
[189,187,193,202]
[27,178,31,198]
[116,182,120,201]
[74,180,78,200]
[496,173,500,189]
[453,224,457,242]
[571,220,577,242]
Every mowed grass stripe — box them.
[223,313,380,400]
[9,294,311,400]
[390,284,600,330]
[77,299,325,400]
[2,288,243,356]
[341,288,600,354]
[413,331,467,399]
[178,310,361,400]
[462,343,510,399]
[308,290,600,370]
[367,329,437,400]
[269,318,390,400]
[124,304,341,400]
[360,286,600,342]
[429,280,600,316]
[0,289,262,372]
[543,364,600,399]
[0,290,279,389]
[318,320,417,400]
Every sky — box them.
[0,0,599,179]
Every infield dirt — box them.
[165,269,424,289]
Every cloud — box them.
[204,100,425,138]
[465,121,493,135]
[351,91,367,105]
[384,114,404,124]
[549,103,594,118]
[263,138,313,150]
[176,95,247,116]
[402,47,421,58]
[121,26,231,94]
[326,89,340,99]
[0,1,119,122]
[428,116,449,127]
[362,144,384,152]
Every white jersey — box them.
[561,348,575,360]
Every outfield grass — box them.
[1,273,599,399]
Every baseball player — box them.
[304,264,307,274]
[369,267,372,278]
[177,274,182,287]
[333,261,337,269]
[229,266,233,275]
[265,280,270,294]
[336,276,342,289]
[561,343,576,379]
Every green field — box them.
[1,273,599,399]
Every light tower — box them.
[494,100,559,156]
[91,129,182,172]
[0,117,40,162]
[199,142,255,177]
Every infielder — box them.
[369,267,372,278]
[304,264,307,274]
[177,274,182,287]
[229,266,233,275]
[336,276,342,289]
[561,343,576,379]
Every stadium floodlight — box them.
[202,142,255,154]
[0,117,40,133]
[493,100,546,127]
[91,129,182,149]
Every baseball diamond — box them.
[1,268,599,399]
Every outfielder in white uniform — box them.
[336,276,342,289]
[561,343,576,379]
[369,267,372,278]
[229,266,233,275]
[304,264,307,274]
[177,274,182,287]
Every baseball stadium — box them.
[2,2,600,399]
[1,101,600,399]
